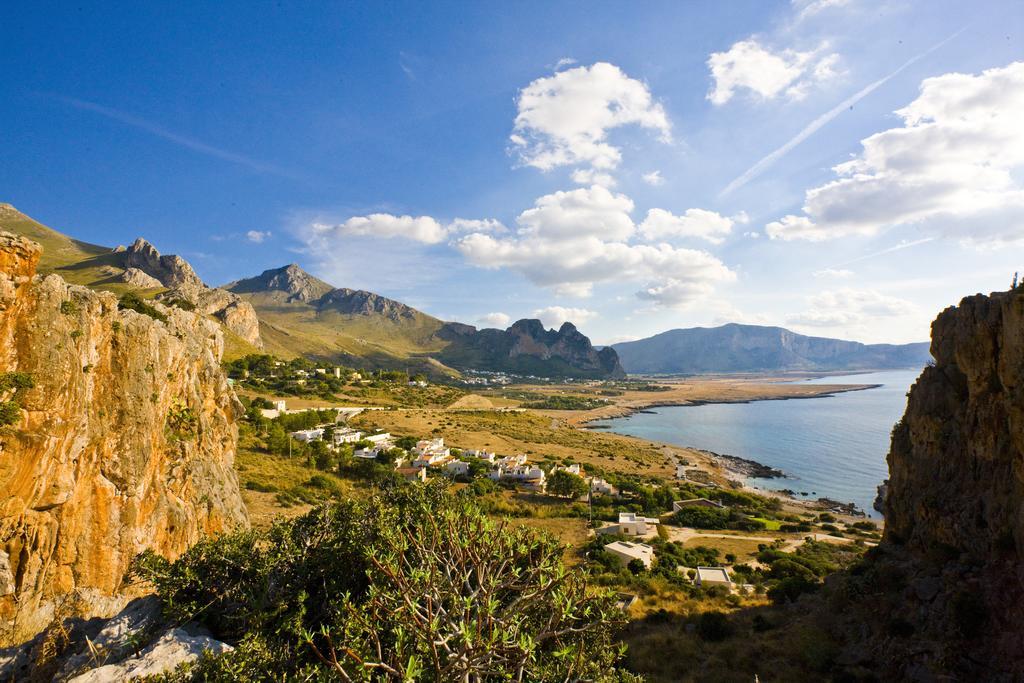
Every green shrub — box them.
[118,292,168,323]
[133,484,632,681]
[60,299,79,315]
[0,401,20,427]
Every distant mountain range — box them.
[1,204,930,379]
[612,323,931,374]
[224,264,624,379]
[0,204,622,379]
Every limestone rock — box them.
[823,285,1024,680]
[68,628,232,682]
[124,238,204,290]
[0,231,249,643]
[157,286,263,349]
[119,267,163,289]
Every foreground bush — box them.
[135,483,639,681]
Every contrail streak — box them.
[834,237,935,268]
[719,27,967,198]
[54,96,300,179]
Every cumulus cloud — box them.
[533,306,597,328]
[246,230,271,243]
[638,208,734,244]
[517,185,635,241]
[707,40,839,105]
[456,185,735,305]
[510,62,671,171]
[787,288,916,327]
[310,214,506,245]
[641,170,664,186]
[767,61,1024,245]
[478,312,511,328]
[571,168,617,187]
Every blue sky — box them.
[2,0,1022,344]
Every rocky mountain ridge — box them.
[0,205,263,350]
[437,319,625,379]
[613,322,930,374]
[0,231,248,643]
[228,262,626,379]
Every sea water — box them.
[589,369,924,516]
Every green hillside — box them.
[0,203,159,296]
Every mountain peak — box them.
[124,237,204,290]
[225,263,334,303]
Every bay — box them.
[589,369,924,516]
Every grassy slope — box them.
[0,204,167,298]
[235,290,458,374]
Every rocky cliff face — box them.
[0,232,248,643]
[437,319,626,379]
[822,286,1024,680]
[121,238,263,349]
[124,238,205,291]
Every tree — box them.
[134,484,634,681]
[547,470,588,499]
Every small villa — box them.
[397,467,427,483]
[694,566,733,589]
[618,512,660,536]
[603,541,654,569]
[332,427,363,445]
[290,428,324,443]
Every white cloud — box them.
[456,185,735,304]
[533,306,597,328]
[554,57,578,71]
[813,268,854,278]
[744,231,761,238]
[571,168,617,187]
[767,61,1024,245]
[787,288,916,328]
[310,214,505,245]
[511,62,671,171]
[518,185,636,241]
[246,230,271,243]
[478,312,511,328]
[641,170,664,186]
[638,208,734,244]
[447,218,507,234]
[707,40,839,105]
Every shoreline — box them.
[577,382,880,427]
[574,381,885,518]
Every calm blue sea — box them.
[590,369,925,516]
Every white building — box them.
[273,400,287,411]
[694,566,733,589]
[618,512,659,536]
[290,428,324,443]
[589,478,618,496]
[332,428,363,445]
[556,463,583,476]
[495,454,527,469]
[445,460,471,476]
[463,449,496,463]
[604,541,654,569]
[365,432,392,446]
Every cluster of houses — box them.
[601,539,736,592]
